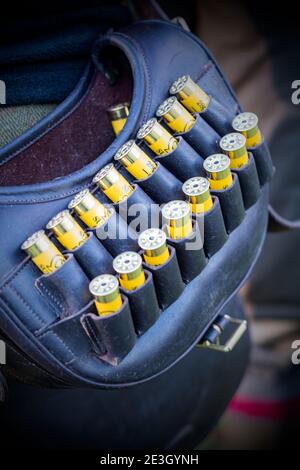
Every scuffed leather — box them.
[35,255,92,318]
[155,137,204,181]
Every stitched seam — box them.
[39,331,76,361]
[196,61,214,80]
[0,259,29,291]
[0,298,77,379]
[196,62,239,111]
[65,357,79,366]
[113,32,152,120]
[84,317,104,352]
[85,318,101,348]
[138,20,240,107]
[0,182,94,205]
[36,282,65,316]
[177,23,241,106]
[6,285,46,327]
[0,73,97,167]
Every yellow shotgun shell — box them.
[169,75,210,113]
[232,112,262,148]
[46,210,88,251]
[138,228,170,267]
[113,251,145,291]
[68,189,110,229]
[203,154,233,191]
[114,140,157,180]
[156,96,196,133]
[93,163,134,203]
[162,200,193,240]
[182,177,213,214]
[137,118,178,155]
[219,132,249,169]
[89,274,123,317]
[21,230,65,274]
[107,102,130,136]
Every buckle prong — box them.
[197,315,247,353]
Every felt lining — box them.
[0,55,133,186]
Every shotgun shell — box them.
[232,112,262,148]
[93,163,134,203]
[137,118,178,155]
[182,177,213,214]
[68,189,110,229]
[89,274,122,316]
[107,102,130,136]
[220,132,249,169]
[113,251,145,291]
[162,200,193,240]
[169,75,210,113]
[203,154,233,191]
[46,210,88,251]
[114,140,157,180]
[138,228,170,267]
[156,96,196,133]
[21,230,65,274]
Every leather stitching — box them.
[35,281,65,317]
[0,258,29,291]
[38,330,76,361]
[113,32,152,122]
[6,285,46,327]
[81,316,106,355]
[0,182,93,205]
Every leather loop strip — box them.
[268,205,300,232]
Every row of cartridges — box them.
[21,75,263,317]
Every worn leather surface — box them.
[181,111,220,157]
[233,153,261,209]
[71,232,114,279]
[0,297,250,450]
[120,270,161,335]
[196,196,228,257]
[155,136,204,181]
[0,20,269,388]
[138,162,183,203]
[211,174,245,233]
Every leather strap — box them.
[0,333,69,389]
[268,204,300,232]
[0,370,7,402]
[128,0,168,20]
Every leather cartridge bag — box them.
[0,13,282,447]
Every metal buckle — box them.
[171,17,191,32]
[197,315,247,353]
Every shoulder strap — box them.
[268,205,300,232]
[0,370,7,402]
[128,0,168,20]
